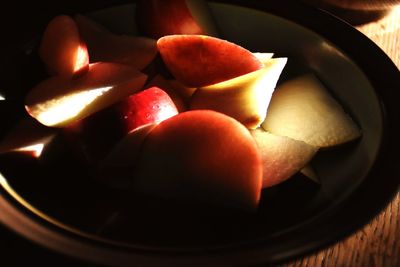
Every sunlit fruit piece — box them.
[74,14,157,70]
[253,52,274,64]
[96,124,156,189]
[39,15,89,77]
[262,74,361,147]
[146,75,187,112]
[25,62,147,127]
[300,164,320,184]
[157,34,264,87]
[250,128,318,188]
[0,117,56,158]
[190,58,287,129]
[136,0,218,39]
[64,86,178,162]
[134,110,262,211]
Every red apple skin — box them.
[157,35,264,87]
[74,14,157,71]
[39,15,89,77]
[133,110,263,211]
[136,0,217,39]
[65,87,178,163]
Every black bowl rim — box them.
[0,0,400,266]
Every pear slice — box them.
[190,58,287,129]
[251,128,318,188]
[300,164,320,184]
[262,74,361,147]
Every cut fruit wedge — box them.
[262,74,361,147]
[300,164,320,184]
[25,62,147,127]
[0,117,56,158]
[250,128,318,188]
[190,58,287,129]
[157,34,264,87]
[253,53,274,64]
[75,14,157,70]
[134,110,263,211]
[39,15,89,77]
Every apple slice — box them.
[300,164,320,183]
[39,15,89,77]
[74,14,157,71]
[262,74,361,147]
[136,0,218,39]
[157,35,264,87]
[190,58,287,129]
[146,75,187,112]
[0,117,56,158]
[250,128,318,188]
[134,110,262,211]
[65,86,178,162]
[253,52,274,64]
[25,62,147,127]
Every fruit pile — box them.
[0,0,361,212]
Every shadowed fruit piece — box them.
[39,15,89,77]
[300,164,320,183]
[262,74,361,147]
[136,0,218,39]
[146,75,187,112]
[96,124,156,189]
[25,62,147,127]
[167,79,197,101]
[190,58,287,129]
[64,86,178,163]
[0,117,56,158]
[74,14,157,70]
[134,110,262,211]
[251,128,318,188]
[157,35,264,87]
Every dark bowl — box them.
[0,0,399,266]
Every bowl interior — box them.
[0,1,383,251]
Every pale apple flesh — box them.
[157,34,264,87]
[300,164,320,183]
[251,128,318,188]
[133,110,263,211]
[74,14,157,71]
[190,58,287,129]
[262,74,361,147]
[39,15,89,77]
[25,62,147,127]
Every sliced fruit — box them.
[146,75,188,112]
[167,79,197,101]
[96,124,156,189]
[39,15,89,77]
[262,74,361,147]
[253,52,274,64]
[157,34,264,87]
[0,117,56,158]
[25,62,147,127]
[134,110,262,211]
[250,128,318,188]
[135,0,218,39]
[190,58,287,129]
[75,14,157,70]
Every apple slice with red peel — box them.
[65,86,178,163]
[146,75,187,112]
[74,14,157,71]
[0,117,56,158]
[136,0,218,39]
[157,35,264,87]
[25,62,147,127]
[96,124,156,189]
[190,58,287,129]
[253,53,274,64]
[133,110,263,211]
[39,15,89,77]
[250,128,318,188]
[262,74,361,147]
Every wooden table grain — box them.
[282,6,400,267]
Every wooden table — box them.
[283,6,400,267]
